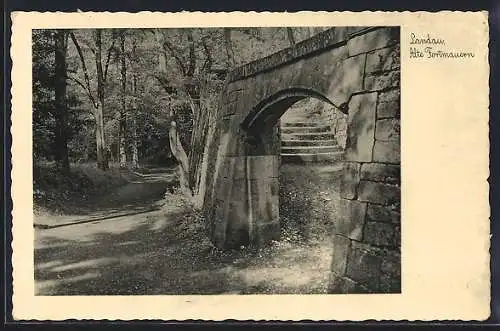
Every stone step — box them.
[281,132,335,141]
[281,126,331,134]
[281,139,339,147]
[281,151,344,163]
[281,145,343,154]
[281,121,328,128]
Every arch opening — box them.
[240,88,345,138]
[238,92,349,292]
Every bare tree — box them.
[68,29,116,170]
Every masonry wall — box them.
[200,27,401,292]
[328,39,401,293]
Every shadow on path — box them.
[34,167,178,228]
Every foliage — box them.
[33,27,324,168]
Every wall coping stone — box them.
[227,27,382,83]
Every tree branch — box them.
[103,30,118,83]
[69,31,96,107]
[66,75,96,107]
[162,35,186,76]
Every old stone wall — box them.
[198,26,401,293]
[329,40,401,293]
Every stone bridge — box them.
[201,26,401,293]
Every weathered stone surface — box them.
[393,225,401,248]
[360,163,400,184]
[331,235,351,275]
[363,221,398,247]
[378,88,400,102]
[336,199,367,240]
[348,27,399,57]
[328,275,370,294]
[327,54,365,105]
[377,100,400,119]
[364,71,400,91]
[204,26,400,252]
[375,119,400,141]
[223,200,250,248]
[380,275,401,293]
[365,45,400,73]
[228,27,365,83]
[366,203,401,223]
[358,180,400,206]
[248,155,279,179]
[344,92,377,162]
[340,162,361,199]
[373,140,400,164]
[346,241,383,290]
[380,251,401,292]
[222,156,245,179]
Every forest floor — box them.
[34,161,343,295]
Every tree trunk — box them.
[224,28,235,68]
[129,36,139,169]
[169,121,192,197]
[54,30,70,173]
[286,27,296,46]
[131,117,139,169]
[94,29,108,170]
[119,30,127,168]
[94,101,107,170]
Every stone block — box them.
[344,92,377,162]
[375,119,400,142]
[331,234,351,275]
[364,71,400,91]
[373,140,400,164]
[363,221,398,247]
[377,100,400,119]
[358,180,400,206]
[381,251,401,278]
[366,203,401,223]
[345,241,383,291]
[328,274,357,294]
[326,54,365,105]
[224,199,250,248]
[378,88,400,102]
[360,163,400,184]
[336,199,367,240]
[340,162,361,199]
[380,251,401,292]
[365,45,400,73]
[328,275,370,294]
[249,183,278,224]
[380,274,401,293]
[248,155,279,179]
[348,27,400,56]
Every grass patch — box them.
[33,162,134,216]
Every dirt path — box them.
[34,162,343,295]
[34,168,176,228]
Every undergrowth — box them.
[33,162,132,215]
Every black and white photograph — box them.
[32,25,401,296]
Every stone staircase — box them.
[280,101,344,164]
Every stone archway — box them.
[200,26,401,293]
